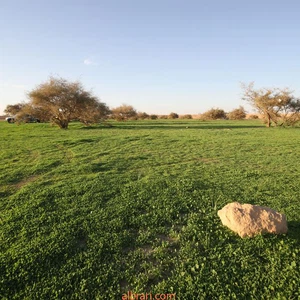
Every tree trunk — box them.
[59,120,69,129]
[266,112,271,127]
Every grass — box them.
[0,119,299,299]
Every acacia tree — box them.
[241,82,300,127]
[27,77,110,129]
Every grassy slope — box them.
[0,120,299,299]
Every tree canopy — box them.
[4,103,25,116]
[26,77,110,129]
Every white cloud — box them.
[83,58,98,66]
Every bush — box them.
[149,114,158,120]
[159,115,168,119]
[137,112,149,120]
[200,108,227,120]
[227,106,246,120]
[179,114,193,119]
[168,112,179,119]
[247,114,259,119]
[112,104,137,121]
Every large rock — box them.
[218,202,288,238]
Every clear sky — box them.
[1,0,300,115]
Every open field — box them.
[0,120,299,299]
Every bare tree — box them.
[241,82,300,127]
[27,76,110,129]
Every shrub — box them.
[168,112,179,119]
[150,114,158,120]
[179,114,193,119]
[227,106,246,120]
[200,108,227,120]
[112,104,137,121]
[247,114,259,119]
[137,112,149,120]
[159,115,168,119]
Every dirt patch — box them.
[120,279,129,290]
[156,234,177,243]
[140,244,153,255]
[14,175,39,189]
[199,158,219,164]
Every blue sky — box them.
[1,0,300,115]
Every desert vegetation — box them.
[4,78,300,128]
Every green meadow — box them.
[0,120,299,299]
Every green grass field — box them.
[1,120,299,299]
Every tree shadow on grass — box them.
[113,125,265,130]
[287,221,300,243]
[80,122,265,130]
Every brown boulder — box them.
[218,202,288,238]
